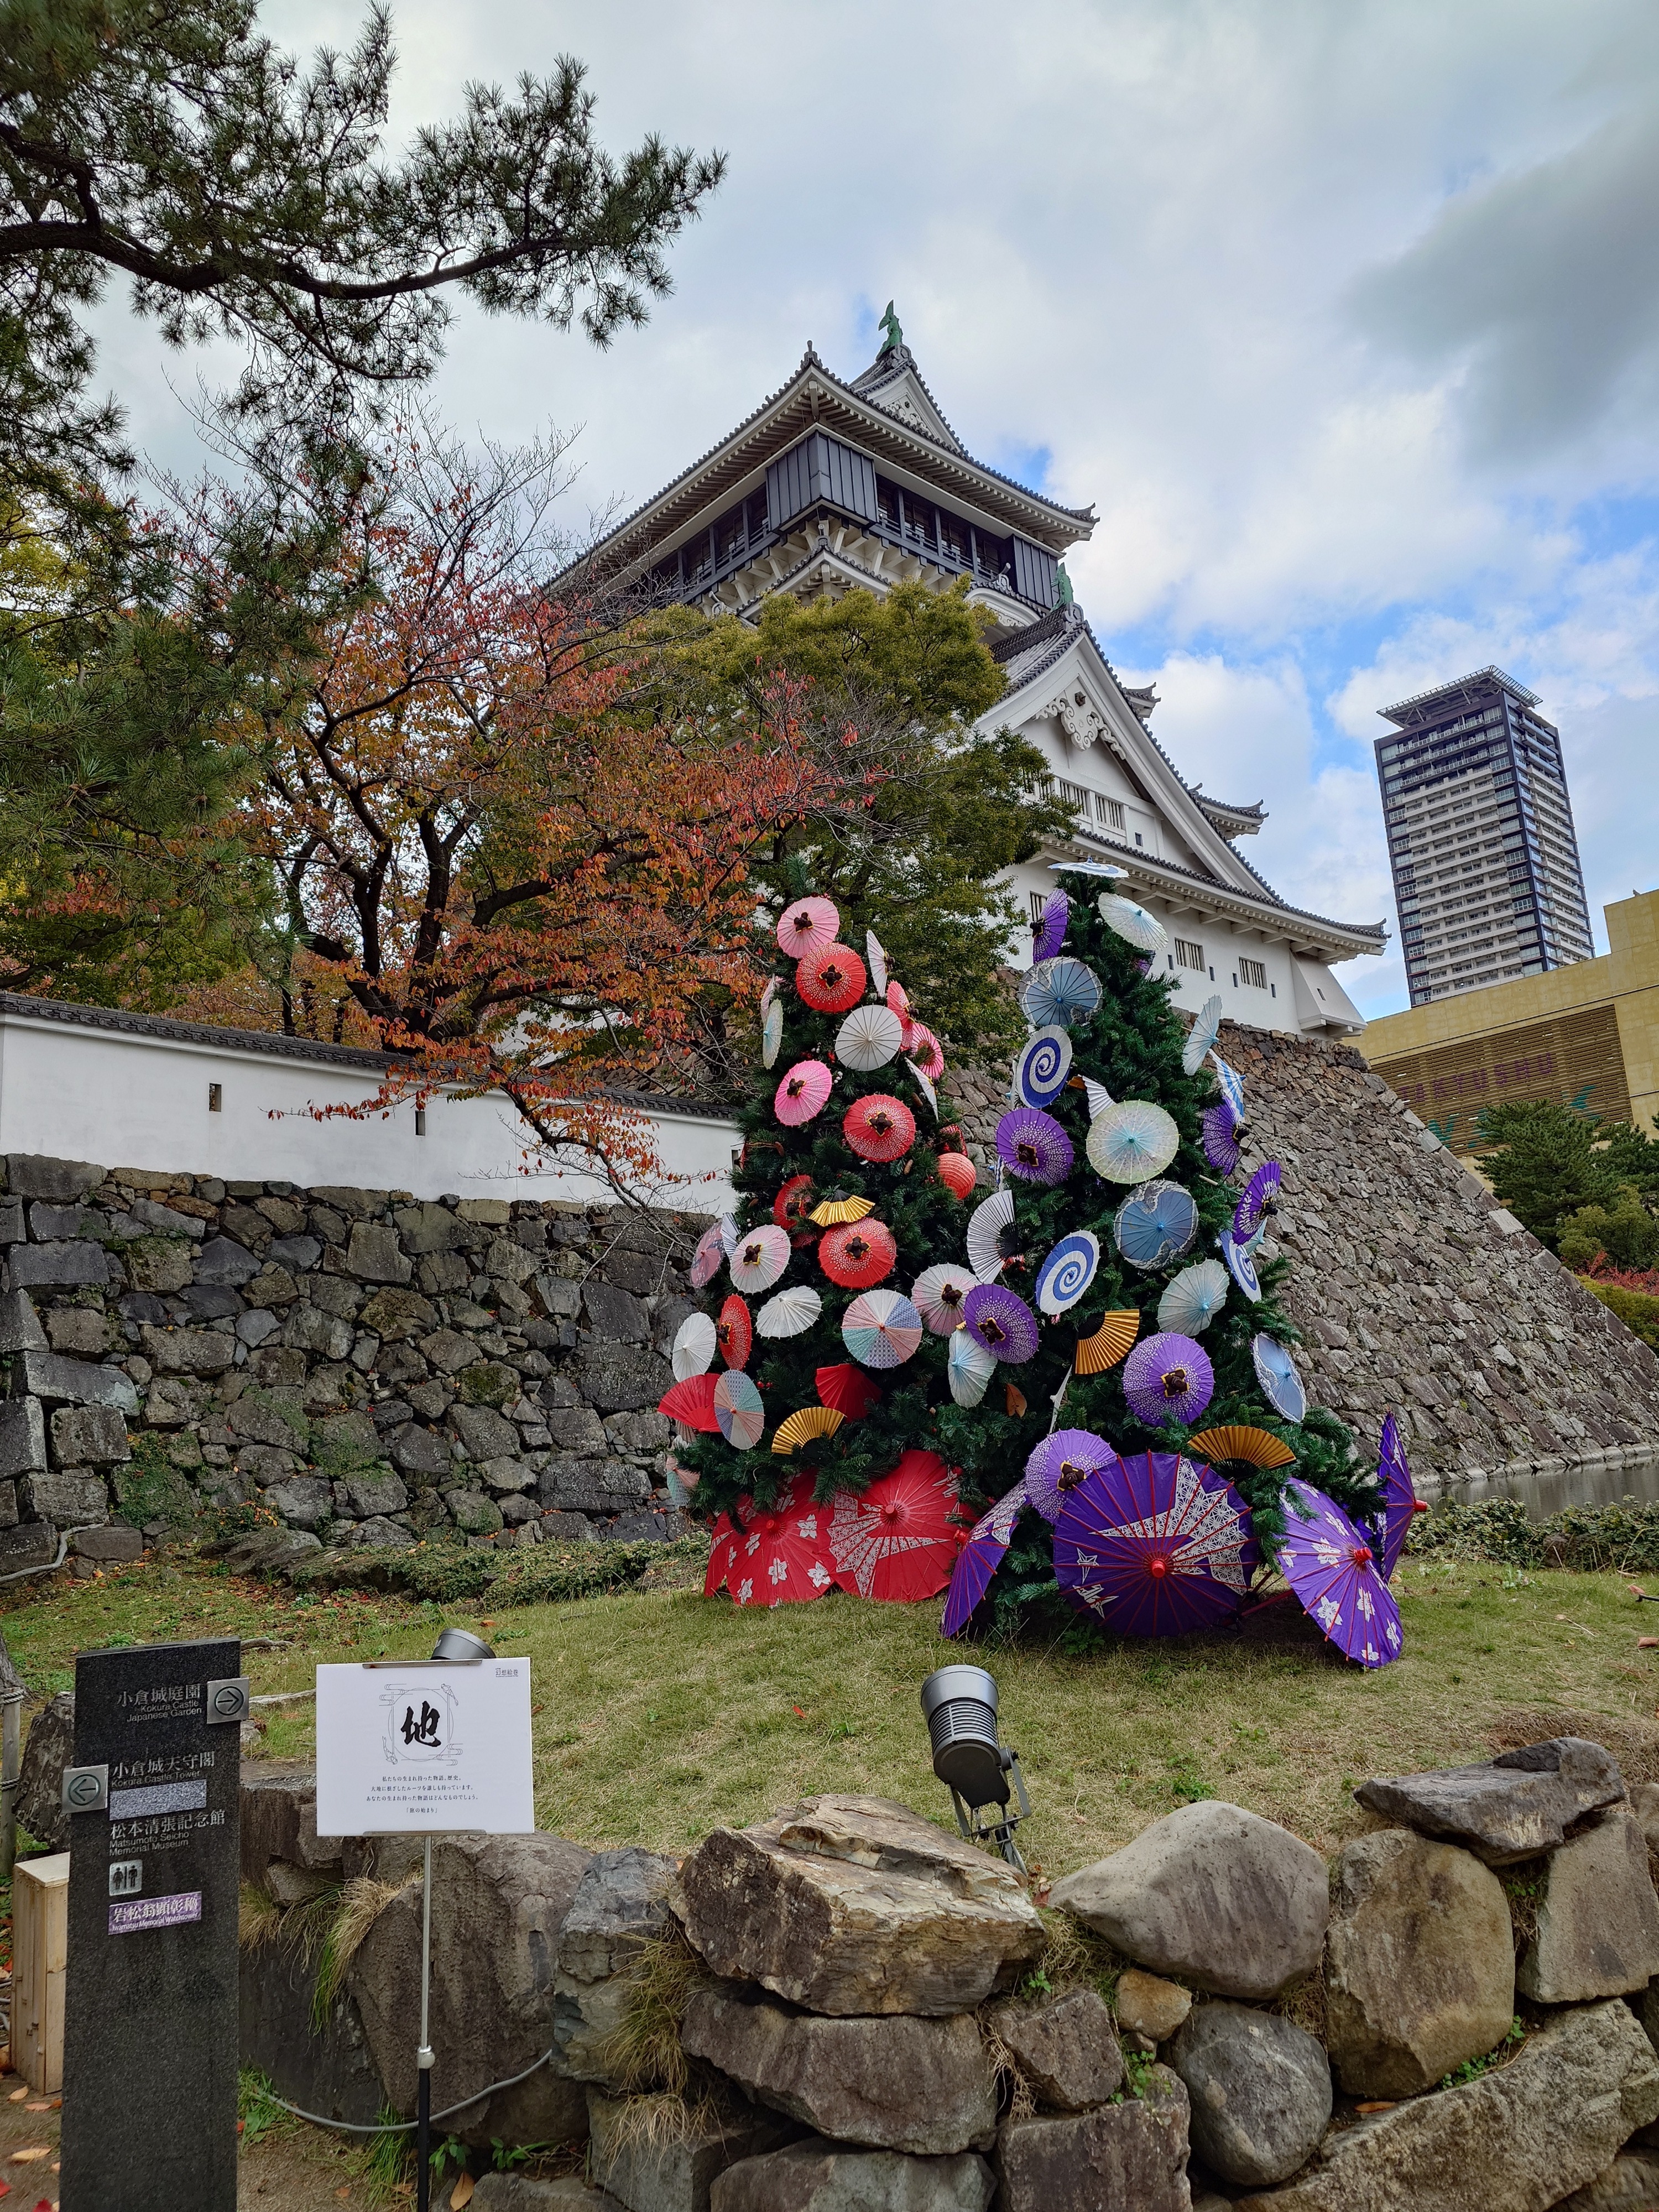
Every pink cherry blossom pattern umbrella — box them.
[1052,1450,1259,1637]
[775,1058,833,1126]
[962,1282,1040,1364]
[1277,1477,1402,1667]
[1376,1411,1427,1582]
[776,895,840,959]
[829,1449,963,1601]
[1122,1332,1215,1426]
[943,1479,1031,1636]
[729,1223,791,1294]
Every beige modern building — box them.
[1363,887,1659,1154]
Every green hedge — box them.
[1581,1279,1659,1353]
[290,1533,710,1606]
[1408,1495,1659,1573]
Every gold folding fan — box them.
[810,1194,875,1228]
[770,1406,846,1455]
[1186,1424,1296,1470]
[1074,1310,1141,1375]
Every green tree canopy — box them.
[1475,1098,1659,1252]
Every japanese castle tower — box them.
[580,312,1385,1034]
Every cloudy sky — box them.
[101,0,1659,1017]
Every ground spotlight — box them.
[919,1665,1030,1871]
[430,1626,495,1662]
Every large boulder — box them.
[347,1832,592,2148]
[240,1761,345,1885]
[239,1926,383,2127]
[995,2067,1192,2212]
[1517,1810,1659,2004]
[472,2181,623,2210]
[552,1848,678,2091]
[981,1987,1123,2112]
[1354,1738,1624,1865]
[1048,1801,1327,2000]
[16,1689,74,1851]
[1232,2000,1659,2212]
[680,1986,997,2156]
[1324,1828,1516,2096]
[672,1796,1043,2018]
[711,2138,995,2211]
[587,2091,790,2212]
[1557,2152,1659,2210]
[1165,2000,1331,2188]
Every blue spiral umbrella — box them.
[1219,1229,1262,1302]
[1251,1333,1307,1423]
[1015,1026,1073,1108]
[1036,1231,1100,1316]
[1019,957,1102,1029]
[1113,1180,1199,1270]
[1211,1055,1246,1124]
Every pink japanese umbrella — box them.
[1121,1331,1215,1426]
[1277,1478,1402,1668]
[727,1473,836,1608]
[776,895,840,958]
[705,1511,743,1598]
[775,1058,833,1126]
[906,1023,945,1079]
[844,1093,916,1162]
[828,1449,963,1602]
[1025,1427,1116,1524]
[689,1223,727,1289]
[797,944,867,1013]
[1376,1411,1427,1582]
[911,1263,977,1333]
[943,1479,1031,1637]
[1052,1450,1259,1638]
[729,1223,791,1293]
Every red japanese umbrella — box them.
[797,944,868,1013]
[716,1294,753,1370]
[1052,1449,1259,1637]
[774,1172,817,1241]
[828,1449,963,1602]
[844,1093,916,1163]
[819,1218,897,1289]
[705,1511,743,1598]
[816,1363,882,1420]
[726,1473,836,1608]
[658,1374,721,1432]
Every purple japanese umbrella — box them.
[996,1107,1074,1187]
[1376,1411,1425,1582]
[1233,1159,1281,1239]
[961,1281,1040,1364]
[1277,1477,1402,1668]
[1025,1427,1115,1524]
[1121,1331,1215,1426]
[1031,890,1070,963]
[942,1479,1030,1636]
[1052,1449,1259,1638]
[1202,1102,1241,1176]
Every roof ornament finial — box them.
[877,299,904,356]
[1056,562,1074,607]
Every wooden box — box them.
[13,1851,70,2093]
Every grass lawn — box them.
[4,1553,1658,1875]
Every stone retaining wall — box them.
[0,1151,708,1573]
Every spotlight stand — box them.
[920,1665,1032,1871]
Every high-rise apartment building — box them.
[1375,667,1594,1008]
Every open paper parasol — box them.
[886,979,911,1032]
[1026,1427,1115,1523]
[943,1479,1030,1637]
[936,1150,977,1201]
[760,976,780,1016]
[1036,1232,1100,1316]
[1377,1411,1426,1581]
[1113,1180,1200,1269]
[690,1224,727,1289]
[911,1263,977,1333]
[865,930,889,997]
[1211,1055,1246,1124]
[811,1193,874,1227]
[729,1224,790,1295]
[842,1287,924,1369]
[719,1214,741,1255]
[798,945,867,1013]
[1097,894,1169,954]
[1158,1259,1230,1335]
[705,1511,743,1599]
[1031,890,1070,963]
[836,1003,905,1071]
[775,1059,833,1126]
[1251,1334,1308,1422]
[962,1282,1040,1364]
[727,1473,836,1608]
[1278,1478,1402,1667]
[1234,1160,1281,1238]
[658,1373,721,1432]
[820,1218,897,1289]
[714,1369,765,1449]
[716,1294,753,1369]
[761,998,784,1069]
[1075,1309,1140,1374]
[1187,1424,1296,1471]
[948,1328,997,1406]
[844,1094,916,1162]
[829,1450,962,1602]
[775,1173,816,1239]
[1219,1228,1262,1301]
[1015,1026,1072,1108]
[1087,1100,1180,1183]
[906,1024,945,1080]
[672,1311,717,1379]
[771,1406,844,1455]
[1053,1451,1258,1637]
[816,1363,883,1419]
[997,1107,1074,1186]
[1202,1103,1241,1175]
[905,1057,940,1117]
[778,896,839,958]
[1020,957,1102,1029]
[756,1284,821,1339]
[966,1189,1016,1282]
[1181,995,1224,1077]
[1123,1332,1215,1426]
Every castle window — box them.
[1173,938,1206,972]
[1097,796,1126,831]
[1239,957,1268,990]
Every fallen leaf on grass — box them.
[7,2090,24,2104]
[450,2176,476,2209]
[9,2151,47,2163]
[1641,1639,1659,1650]
[1355,2100,1396,2112]
[22,2106,47,2116]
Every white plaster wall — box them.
[0,1012,739,1211]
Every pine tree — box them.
[932,870,1384,1637]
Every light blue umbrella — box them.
[1181,995,1224,1077]
[1158,1259,1230,1335]
[1252,1334,1307,1423]
[1113,1181,1200,1270]
[1019,957,1102,1029]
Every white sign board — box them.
[315,1660,534,1835]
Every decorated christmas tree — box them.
[931,867,1407,1663]
[666,888,981,1606]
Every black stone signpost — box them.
[59,1637,246,2211]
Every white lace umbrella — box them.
[835,1003,904,1071]
[1086,1100,1180,1183]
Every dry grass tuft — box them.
[1272,1966,1328,2044]
[974,2004,1036,2122]
[314,1875,414,2025]
[591,2091,733,2165]
[238,1881,283,1950]
[592,1923,712,2099]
